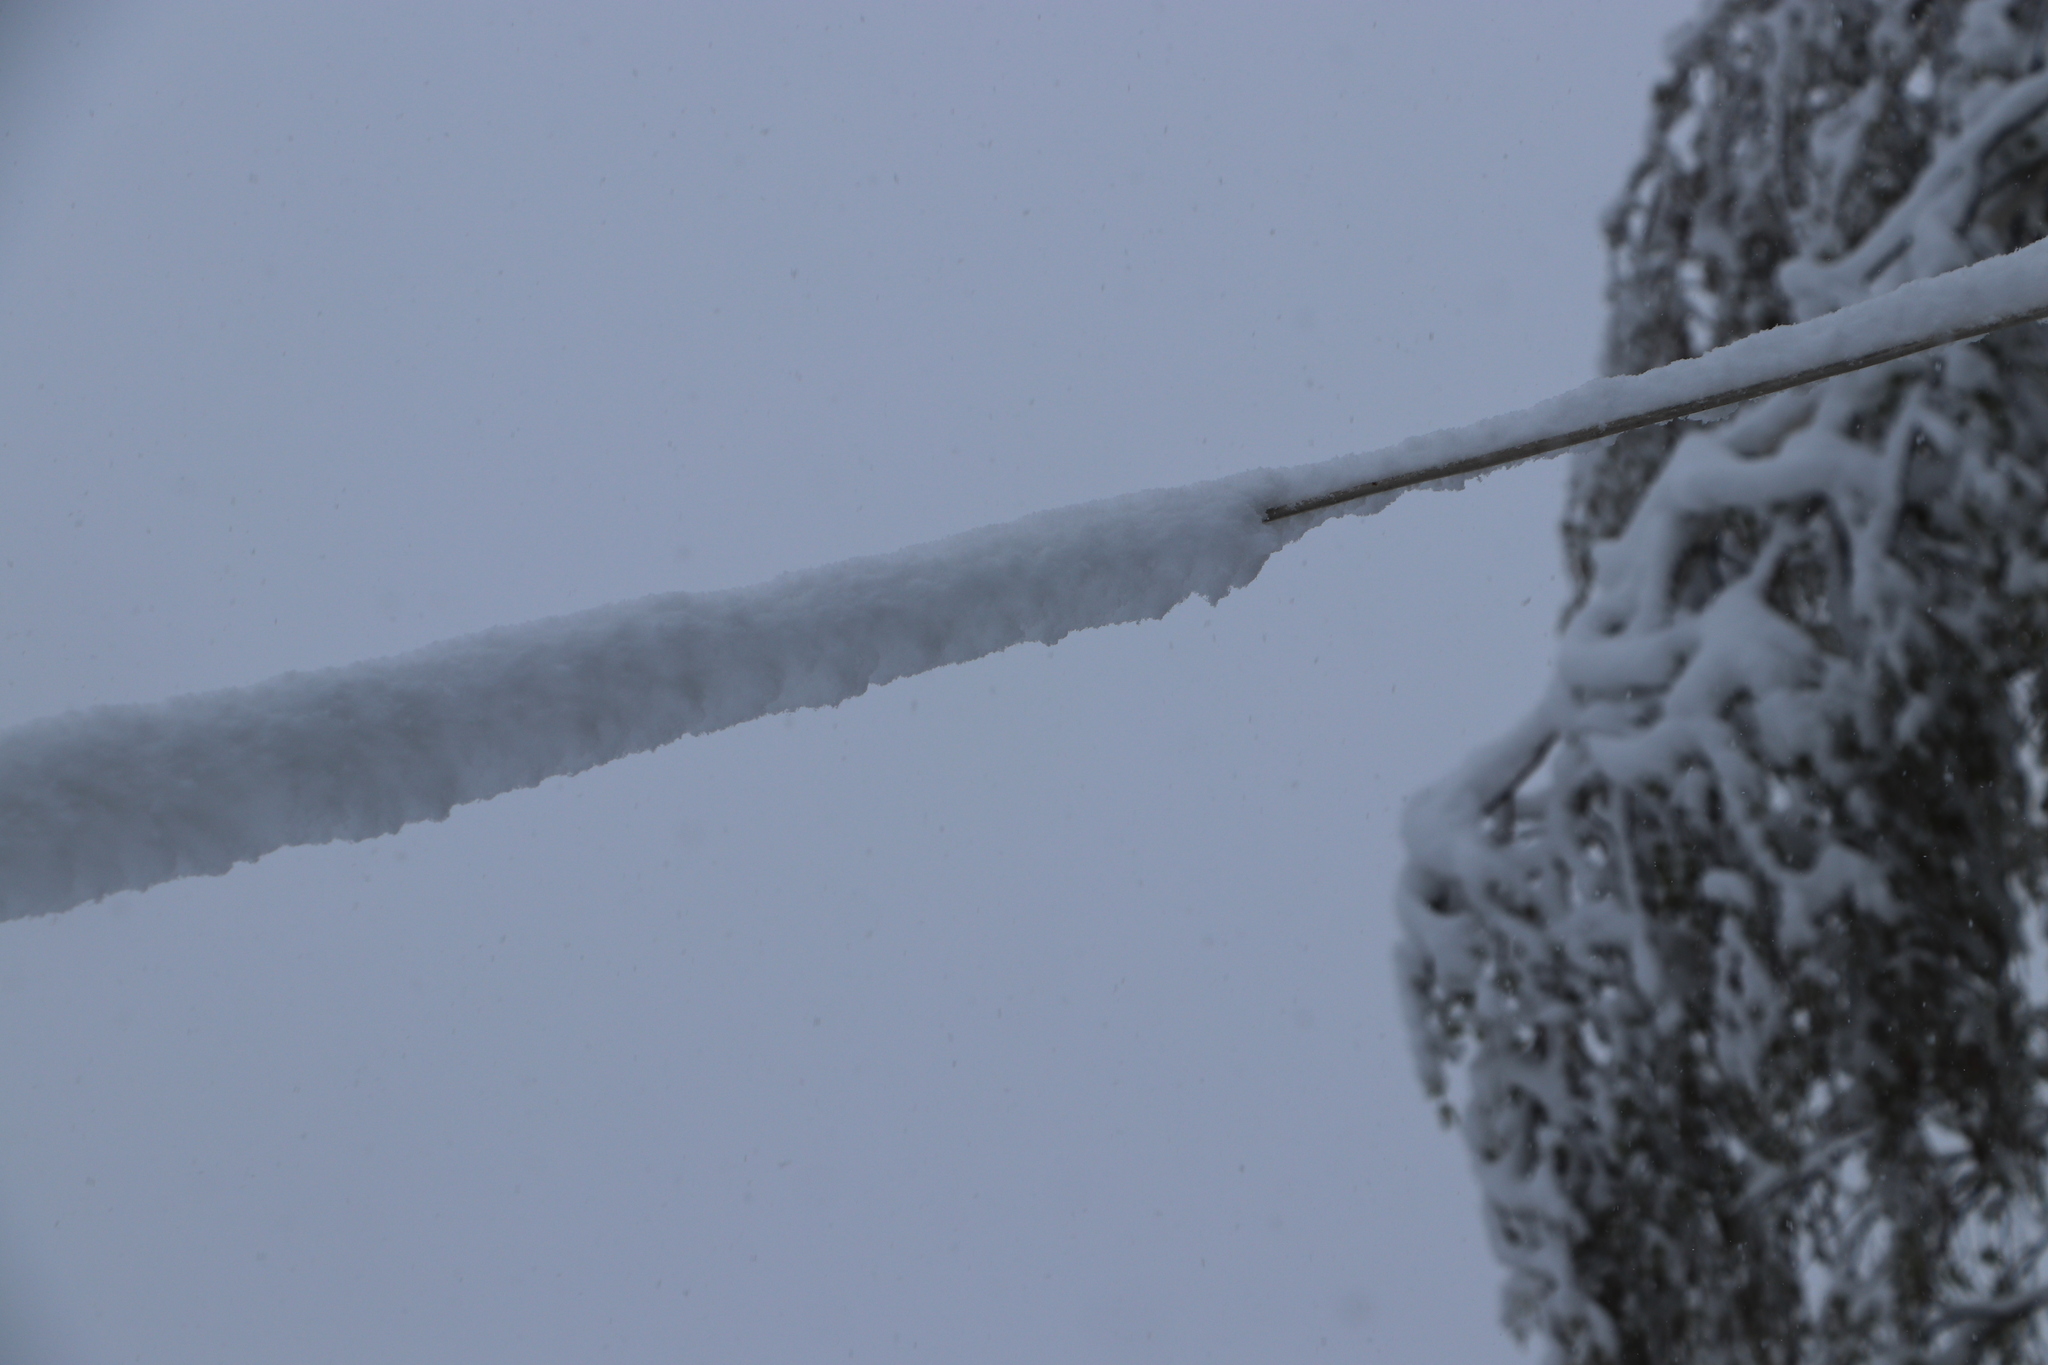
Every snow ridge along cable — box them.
[6,239,2048,921]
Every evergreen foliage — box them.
[1399,3,2048,1360]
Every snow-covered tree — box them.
[1399,3,2048,1362]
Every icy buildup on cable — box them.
[0,475,1298,922]
[6,230,2048,921]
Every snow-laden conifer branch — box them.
[1396,20,2048,1363]
[7,236,2048,922]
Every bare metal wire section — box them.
[1262,298,2048,523]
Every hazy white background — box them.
[0,3,1692,1360]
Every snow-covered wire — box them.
[7,237,2048,922]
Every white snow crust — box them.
[8,235,2048,920]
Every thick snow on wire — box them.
[6,235,2048,921]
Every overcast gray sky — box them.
[0,3,1694,1360]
